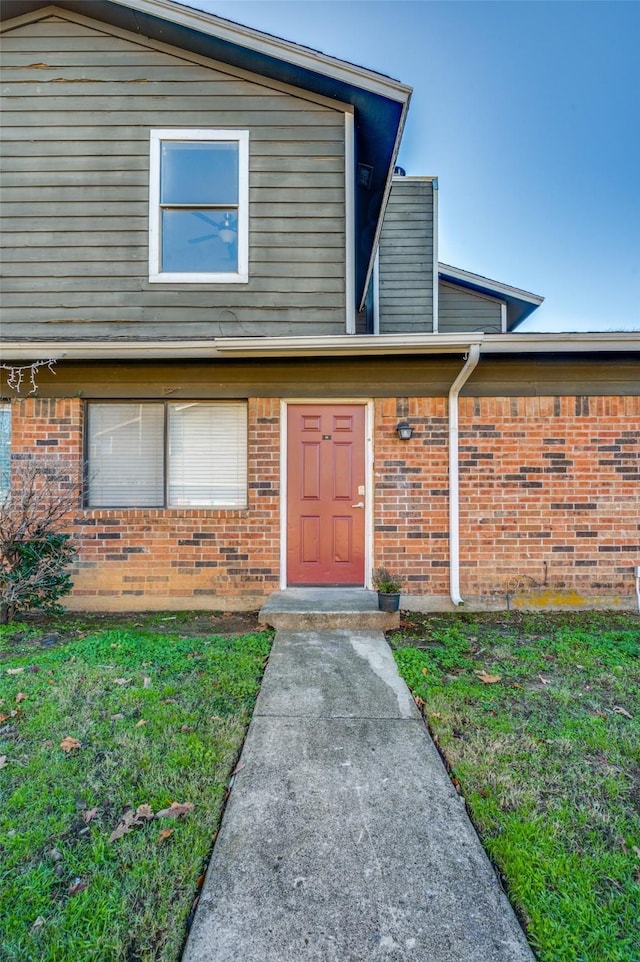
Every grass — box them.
[390,610,640,962]
[0,614,272,962]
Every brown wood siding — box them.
[8,354,639,400]
[377,179,434,333]
[0,13,347,338]
[438,281,503,333]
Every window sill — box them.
[148,272,249,284]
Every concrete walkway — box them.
[183,628,535,962]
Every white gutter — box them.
[449,344,481,607]
[1,332,639,362]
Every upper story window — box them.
[149,129,249,284]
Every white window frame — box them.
[149,129,249,284]
[86,401,248,510]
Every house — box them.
[1,0,639,612]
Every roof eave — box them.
[438,263,544,330]
[2,332,639,363]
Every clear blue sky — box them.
[183,0,639,332]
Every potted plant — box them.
[372,567,403,612]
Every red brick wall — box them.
[9,397,280,610]
[374,395,640,607]
[8,393,640,609]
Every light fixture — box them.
[218,212,237,245]
[396,421,413,440]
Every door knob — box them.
[351,502,365,508]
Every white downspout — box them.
[449,344,481,606]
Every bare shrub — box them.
[0,457,81,623]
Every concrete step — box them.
[258,587,399,631]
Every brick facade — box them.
[9,396,280,610]
[6,393,640,610]
[374,395,640,608]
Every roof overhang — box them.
[439,263,544,330]
[3,332,639,362]
[1,0,412,309]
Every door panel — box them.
[287,404,365,585]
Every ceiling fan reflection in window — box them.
[189,210,238,251]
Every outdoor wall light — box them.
[396,421,413,440]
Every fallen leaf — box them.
[613,706,633,719]
[143,676,152,688]
[110,644,121,649]
[68,879,88,897]
[27,665,41,673]
[135,719,148,727]
[421,667,428,676]
[196,873,206,889]
[109,816,135,842]
[512,682,524,690]
[157,828,174,844]
[29,916,45,935]
[0,755,7,769]
[113,678,130,686]
[6,668,24,675]
[180,725,194,733]
[109,804,154,842]
[0,713,10,723]
[60,736,81,752]
[475,671,502,684]
[83,807,99,824]
[538,675,551,685]
[15,692,28,703]
[156,801,194,819]
[414,695,425,709]
[231,761,246,777]
[110,713,125,720]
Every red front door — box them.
[287,404,366,585]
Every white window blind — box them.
[169,402,247,508]
[86,402,247,509]
[87,404,164,507]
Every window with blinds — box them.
[86,401,247,509]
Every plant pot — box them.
[377,591,401,612]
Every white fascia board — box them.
[2,332,639,362]
[438,263,544,307]
[108,0,412,103]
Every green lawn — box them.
[0,616,272,962]
[391,611,640,962]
